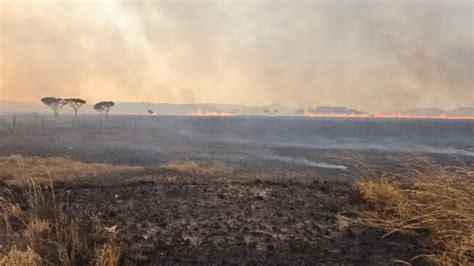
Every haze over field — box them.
[1,1,474,264]
[1,0,473,112]
[1,100,474,118]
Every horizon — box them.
[2,97,474,110]
[1,98,473,116]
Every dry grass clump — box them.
[161,160,233,177]
[95,244,121,266]
[353,156,473,264]
[0,154,143,185]
[0,177,120,265]
[0,246,41,266]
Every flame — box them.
[303,110,474,120]
[187,109,236,116]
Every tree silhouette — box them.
[93,101,115,118]
[41,97,64,118]
[63,98,86,121]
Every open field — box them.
[1,114,473,164]
[0,116,473,264]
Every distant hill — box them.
[401,107,474,117]
[1,100,473,117]
[0,100,45,113]
[0,100,296,116]
[447,107,474,117]
[402,108,445,116]
[115,102,295,115]
[304,106,366,115]
[0,100,96,115]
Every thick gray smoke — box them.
[1,0,473,111]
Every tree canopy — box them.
[40,97,64,117]
[41,97,63,106]
[63,98,86,120]
[93,101,115,117]
[63,98,86,106]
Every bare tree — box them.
[41,97,64,118]
[93,101,115,118]
[63,98,86,121]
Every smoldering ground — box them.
[0,115,472,170]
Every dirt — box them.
[52,174,422,265]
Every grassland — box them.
[0,155,131,265]
[354,157,473,264]
[0,153,472,265]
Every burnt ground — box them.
[1,116,473,264]
[56,174,423,265]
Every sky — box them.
[0,0,473,112]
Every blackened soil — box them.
[57,174,424,265]
[1,123,459,264]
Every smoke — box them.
[271,156,348,170]
[1,0,472,111]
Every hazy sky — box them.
[1,0,473,111]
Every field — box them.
[0,115,473,264]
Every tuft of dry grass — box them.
[0,246,42,266]
[353,156,474,264]
[95,244,121,266]
[160,160,233,177]
[0,176,120,265]
[0,154,143,185]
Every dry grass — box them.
[161,160,233,177]
[95,244,120,266]
[353,156,474,264]
[0,246,42,266]
[0,176,120,265]
[0,155,126,265]
[0,154,143,185]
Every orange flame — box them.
[303,110,474,120]
[187,109,236,116]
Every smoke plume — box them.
[1,0,472,111]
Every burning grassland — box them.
[303,110,474,120]
[187,109,236,116]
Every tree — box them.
[63,98,86,121]
[93,101,115,118]
[41,97,65,118]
